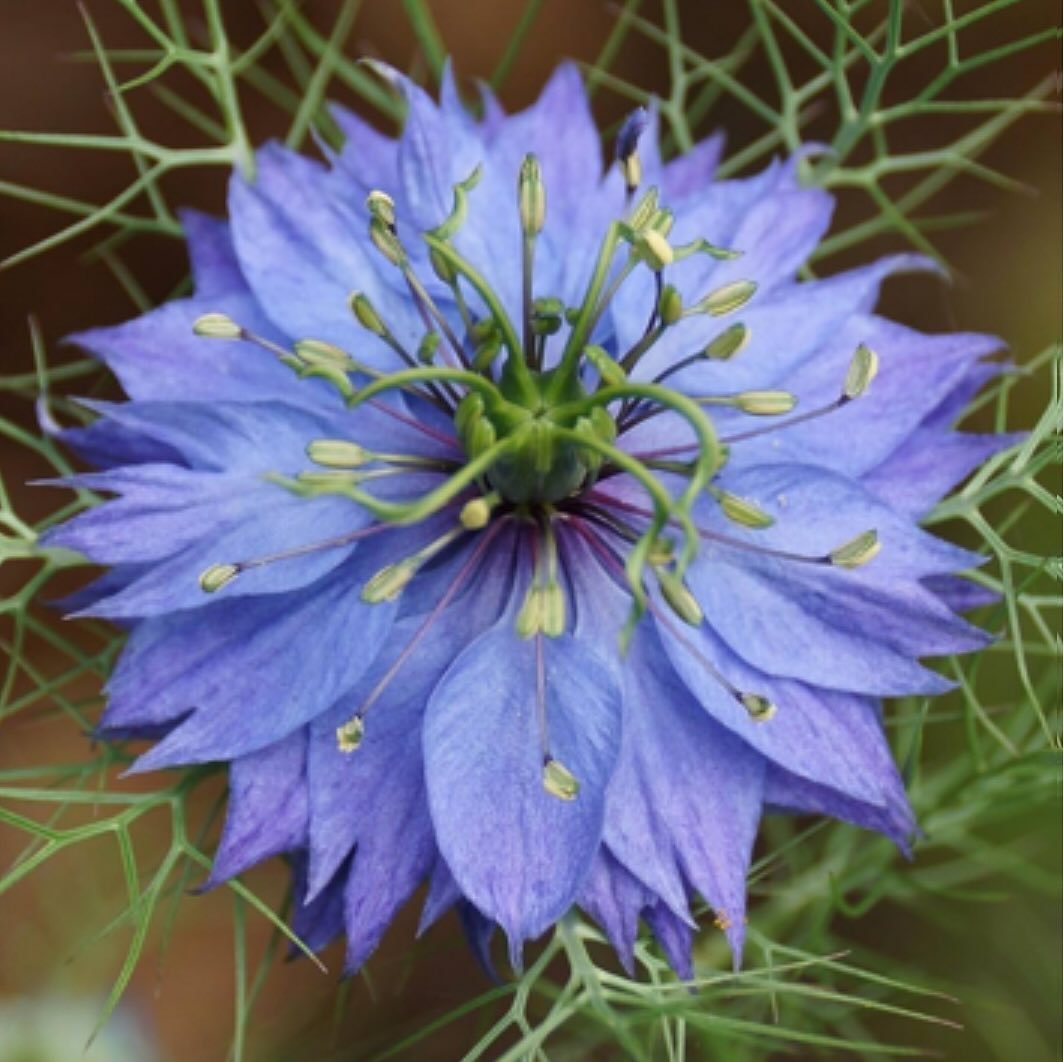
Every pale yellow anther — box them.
[704,322,751,361]
[639,229,674,271]
[199,563,239,593]
[740,692,777,722]
[306,439,370,468]
[829,530,881,569]
[700,280,758,317]
[336,715,365,753]
[361,561,417,604]
[542,758,580,801]
[843,343,879,400]
[735,390,797,416]
[193,313,243,339]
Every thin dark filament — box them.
[568,517,745,702]
[238,324,452,415]
[535,632,549,762]
[365,397,461,451]
[234,520,396,573]
[404,271,473,374]
[352,520,505,721]
[625,394,850,455]
[584,492,831,566]
[718,396,848,444]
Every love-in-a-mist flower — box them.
[47,62,1006,976]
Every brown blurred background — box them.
[0,2,1059,1060]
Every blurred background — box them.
[0,2,1059,1059]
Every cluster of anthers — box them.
[191,112,881,802]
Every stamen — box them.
[195,311,461,452]
[687,279,758,318]
[571,518,775,720]
[590,493,880,571]
[192,312,243,339]
[542,755,580,801]
[361,524,470,604]
[615,107,649,198]
[650,323,752,389]
[198,521,395,595]
[335,521,505,749]
[518,155,546,366]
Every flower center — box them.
[191,111,884,795]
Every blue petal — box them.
[725,317,1003,477]
[227,142,423,365]
[69,292,308,404]
[923,574,1000,613]
[205,729,308,886]
[655,617,919,811]
[626,253,933,388]
[704,462,982,578]
[862,430,1019,518]
[291,851,349,954]
[764,763,916,851]
[179,208,243,296]
[643,901,695,979]
[603,627,764,961]
[108,545,401,766]
[578,850,655,975]
[329,104,400,197]
[423,624,622,964]
[663,132,725,200]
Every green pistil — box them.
[244,155,881,654]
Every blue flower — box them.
[46,62,1007,977]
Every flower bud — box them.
[532,296,564,335]
[542,757,580,801]
[584,345,627,387]
[628,187,659,231]
[293,339,354,368]
[541,581,567,638]
[714,489,775,528]
[515,586,544,639]
[657,569,703,626]
[193,313,242,339]
[418,332,440,365]
[369,216,405,266]
[428,246,457,284]
[616,107,649,193]
[459,496,493,530]
[199,563,239,593]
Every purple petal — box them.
[423,625,622,965]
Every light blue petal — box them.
[423,624,622,964]
[228,142,423,364]
[655,616,919,810]
[604,628,764,961]
[205,729,308,886]
[110,542,402,766]
[179,208,243,296]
